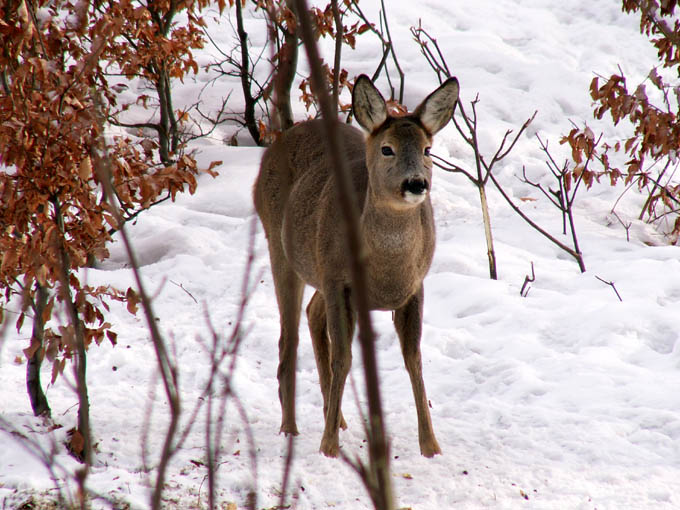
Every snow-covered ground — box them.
[2,1,680,508]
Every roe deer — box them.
[254,75,459,457]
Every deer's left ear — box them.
[413,77,459,135]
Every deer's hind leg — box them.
[268,239,305,436]
[306,291,347,431]
[394,286,441,457]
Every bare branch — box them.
[169,280,198,304]
[379,0,404,103]
[595,275,623,302]
[110,119,162,134]
[483,111,537,180]
[520,165,563,210]
[371,44,391,82]
[348,0,404,102]
[520,262,535,297]
[487,169,586,271]
[611,210,633,242]
[410,21,451,84]
[331,0,343,109]
[432,154,477,183]
[92,95,180,510]
[292,1,394,508]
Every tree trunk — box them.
[52,195,92,465]
[478,184,498,280]
[274,0,299,131]
[156,66,177,165]
[235,0,262,145]
[26,283,51,417]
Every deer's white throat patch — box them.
[403,191,427,205]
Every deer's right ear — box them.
[352,75,388,132]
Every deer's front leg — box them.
[394,285,441,457]
[319,284,355,457]
[307,291,348,430]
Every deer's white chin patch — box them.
[403,191,427,205]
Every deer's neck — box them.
[362,203,419,253]
[359,191,435,310]
[361,187,433,251]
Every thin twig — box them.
[92,92,180,510]
[379,0,404,103]
[0,416,75,507]
[483,111,537,181]
[51,195,91,474]
[371,44,391,82]
[431,154,476,183]
[520,262,535,297]
[521,165,563,210]
[595,275,623,302]
[169,280,198,304]
[610,210,632,242]
[410,21,450,84]
[349,0,404,102]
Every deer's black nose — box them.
[401,177,429,195]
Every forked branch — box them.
[348,0,405,103]
[414,22,538,279]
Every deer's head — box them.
[352,75,459,210]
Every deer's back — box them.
[254,120,367,288]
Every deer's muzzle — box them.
[401,177,429,196]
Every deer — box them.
[253,74,459,458]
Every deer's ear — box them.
[413,77,459,135]
[352,75,388,132]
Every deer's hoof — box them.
[420,439,442,458]
[279,422,299,436]
[319,437,340,458]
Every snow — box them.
[2,1,680,509]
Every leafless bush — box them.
[413,22,588,275]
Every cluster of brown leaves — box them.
[299,63,352,113]
[588,71,680,179]
[256,0,298,32]
[0,0,217,384]
[560,126,602,191]
[298,1,370,114]
[0,0,131,366]
[310,0,371,49]
[100,0,210,84]
[623,0,680,67]
[563,1,680,240]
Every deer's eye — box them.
[381,146,395,156]
[424,147,431,157]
